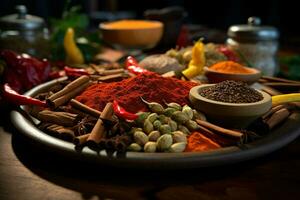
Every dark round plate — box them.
[10,78,300,169]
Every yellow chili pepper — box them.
[182,40,205,79]
[272,93,300,106]
[64,27,84,65]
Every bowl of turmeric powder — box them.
[204,61,261,84]
[99,19,163,49]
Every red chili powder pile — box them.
[185,132,221,152]
[76,72,198,113]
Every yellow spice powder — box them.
[103,20,162,29]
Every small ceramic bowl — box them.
[204,66,261,84]
[189,84,272,128]
[99,20,163,49]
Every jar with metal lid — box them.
[0,5,50,58]
[226,17,279,76]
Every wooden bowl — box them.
[189,84,272,128]
[99,20,163,49]
[204,66,262,84]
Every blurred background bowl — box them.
[189,84,272,128]
[204,66,262,84]
[99,20,163,49]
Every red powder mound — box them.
[185,132,221,152]
[76,72,198,113]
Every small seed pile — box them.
[127,99,207,153]
[200,80,263,103]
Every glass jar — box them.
[0,5,50,58]
[226,17,279,76]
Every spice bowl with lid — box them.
[226,17,279,76]
[0,5,50,58]
[189,83,272,128]
[99,19,163,49]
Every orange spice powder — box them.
[185,132,221,152]
[102,20,162,29]
[209,61,254,74]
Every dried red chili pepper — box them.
[3,83,46,107]
[125,56,150,75]
[217,45,239,62]
[113,100,138,120]
[0,50,51,92]
[64,66,89,77]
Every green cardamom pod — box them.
[172,131,187,143]
[168,119,178,131]
[143,119,154,134]
[148,130,161,141]
[169,142,186,153]
[165,102,182,110]
[182,105,193,120]
[158,114,168,124]
[185,120,200,131]
[144,141,157,153]
[171,111,189,124]
[192,109,207,121]
[146,113,158,123]
[178,124,190,135]
[134,131,149,146]
[164,107,177,116]
[157,134,173,151]
[127,143,142,152]
[134,112,150,125]
[159,124,172,135]
[149,103,164,114]
[128,127,143,135]
[153,120,162,130]
[141,97,164,114]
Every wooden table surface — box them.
[1,108,300,200]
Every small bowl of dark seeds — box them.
[189,80,272,128]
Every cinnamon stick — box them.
[97,73,126,82]
[260,85,282,96]
[67,107,89,118]
[37,110,79,126]
[47,124,62,131]
[258,78,268,83]
[266,108,290,129]
[47,81,90,109]
[195,119,243,138]
[27,105,44,118]
[87,102,114,145]
[70,99,101,118]
[48,75,90,101]
[43,123,75,141]
[97,68,125,76]
[74,133,91,146]
[197,125,238,146]
[262,105,286,120]
[261,76,300,84]
[263,82,300,87]
[289,102,300,109]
